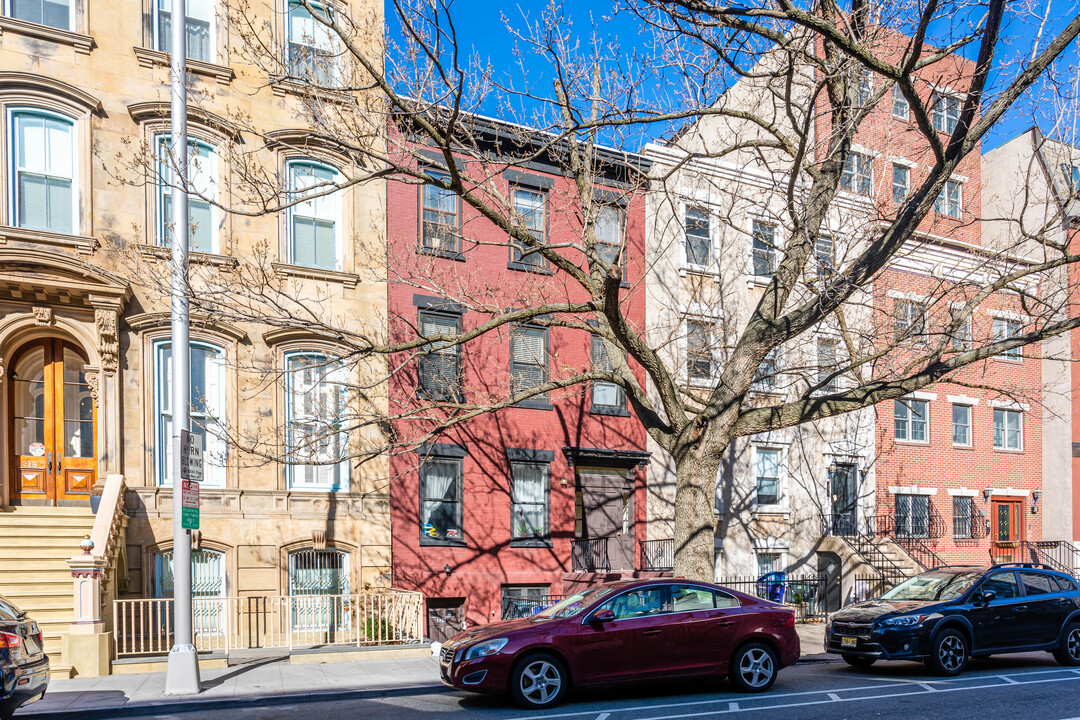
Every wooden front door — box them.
[10,339,96,506]
[991,499,1023,562]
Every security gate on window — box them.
[154,549,225,637]
[288,549,350,636]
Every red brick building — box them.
[384,122,655,641]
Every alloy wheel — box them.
[519,659,562,706]
[739,647,775,688]
[1068,628,1080,661]
[938,635,966,672]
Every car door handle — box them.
[1014,605,1027,612]
[1055,598,1071,605]
[714,620,737,627]
[642,629,662,636]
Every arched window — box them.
[288,547,350,633]
[8,108,77,234]
[154,548,225,637]
[285,351,348,491]
[286,159,341,270]
[155,134,218,253]
[153,339,227,487]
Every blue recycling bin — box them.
[756,571,787,603]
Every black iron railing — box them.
[717,575,827,621]
[852,574,891,602]
[990,540,1080,573]
[571,538,610,573]
[501,594,568,620]
[821,513,910,588]
[639,539,674,572]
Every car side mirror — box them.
[978,590,996,605]
[591,608,616,624]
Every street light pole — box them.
[163,0,201,695]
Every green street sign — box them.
[182,506,199,530]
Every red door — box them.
[991,500,1023,563]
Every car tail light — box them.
[0,632,22,649]
[783,611,795,628]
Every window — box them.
[855,67,872,106]
[287,160,340,270]
[154,340,226,487]
[510,186,547,268]
[286,0,339,85]
[686,320,713,381]
[594,205,623,267]
[7,0,69,29]
[895,494,930,538]
[9,109,76,234]
[755,447,780,506]
[951,314,972,350]
[893,298,926,344]
[1061,163,1080,193]
[418,311,462,402]
[840,152,871,196]
[932,93,961,133]
[1020,571,1054,596]
[501,585,550,619]
[892,84,909,119]
[670,585,716,612]
[980,571,1019,599]
[894,399,928,442]
[751,221,777,276]
[952,404,971,446]
[285,352,348,491]
[751,347,781,392]
[814,236,835,276]
[156,135,217,253]
[420,172,460,254]
[598,585,669,619]
[590,334,625,412]
[288,548,350,631]
[993,408,1022,450]
[420,458,463,544]
[153,549,226,635]
[817,337,839,392]
[511,462,549,544]
[992,317,1024,359]
[154,0,213,62]
[756,553,782,577]
[684,206,711,266]
[953,496,973,538]
[892,163,909,203]
[510,325,548,402]
[935,179,962,218]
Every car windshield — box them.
[0,596,22,622]
[880,571,982,602]
[535,586,618,619]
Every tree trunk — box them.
[672,449,725,581]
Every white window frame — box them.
[951,404,972,447]
[892,163,910,203]
[284,0,340,86]
[285,350,349,492]
[892,83,909,119]
[894,398,929,444]
[752,445,784,510]
[992,317,1024,360]
[152,0,216,63]
[750,219,778,276]
[755,551,784,577]
[992,408,1023,451]
[751,346,783,394]
[155,133,219,254]
[4,0,73,30]
[682,203,713,269]
[7,107,78,235]
[286,159,342,270]
[935,178,963,218]
[684,317,717,386]
[153,338,227,488]
[840,151,872,196]
[817,336,840,393]
[893,297,927,345]
[932,91,962,133]
[814,235,835,277]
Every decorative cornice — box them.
[132,46,235,84]
[125,311,249,342]
[127,102,241,139]
[262,326,346,348]
[0,18,94,55]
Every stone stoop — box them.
[0,505,96,677]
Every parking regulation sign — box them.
[180,480,199,530]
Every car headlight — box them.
[462,638,508,661]
[878,615,926,628]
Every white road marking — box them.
[826,693,841,701]
[998,675,1020,684]
[918,683,938,692]
[596,714,611,720]
[728,702,739,711]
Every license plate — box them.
[841,636,858,648]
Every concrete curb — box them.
[16,681,450,719]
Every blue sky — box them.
[386,1,1080,152]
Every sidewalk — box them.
[15,655,445,719]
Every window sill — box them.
[508,260,553,274]
[0,16,93,53]
[137,244,238,268]
[590,405,631,417]
[992,447,1024,454]
[272,261,358,287]
[952,444,974,450]
[270,78,355,104]
[419,537,466,547]
[993,357,1023,364]
[418,246,466,262]
[515,400,554,411]
[893,439,931,446]
[0,225,96,255]
[417,389,464,404]
[746,275,773,288]
[133,46,234,83]
[752,509,790,520]
[678,265,719,280]
[510,539,553,549]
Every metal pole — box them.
[164,0,201,695]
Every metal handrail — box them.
[571,538,610,573]
[821,513,909,588]
[639,539,674,572]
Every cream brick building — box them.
[0,0,391,677]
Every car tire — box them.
[926,628,969,677]
[1053,621,1080,666]
[510,652,569,709]
[728,642,779,693]
[842,655,877,669]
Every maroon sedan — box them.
[438,578,800,709]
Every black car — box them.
[0,595,48,720]
[825,563,1080,676]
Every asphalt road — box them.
[74,654,1080,720]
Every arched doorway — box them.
[10,338,96,505]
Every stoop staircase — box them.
[821,514,924,592]
[0,506,97,677]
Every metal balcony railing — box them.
[639,539,674,572]
[571,538,610,573]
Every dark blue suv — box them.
[0,595,48,720]
[825,563,1080,676]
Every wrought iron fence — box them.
[571,538,610,572]
[851,574,892,603]
[113,590,424,658]
[716,575,827,622]
[500,594,568,620]
[639,539,674,572]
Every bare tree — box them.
[106,0,1080,581]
